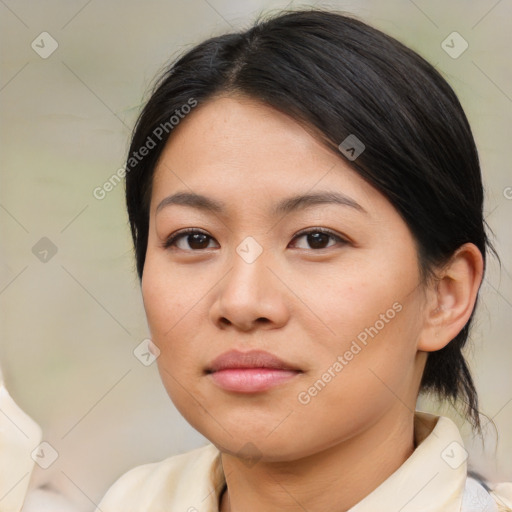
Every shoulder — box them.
[95,443,222,512]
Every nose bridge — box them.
[226,236,270,301]
[212,236,289,330]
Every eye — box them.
[289,228,347,250]
[163,229,218,251]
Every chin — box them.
[193,417,317,461]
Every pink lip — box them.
[206,350,301,393]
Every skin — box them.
[141,95,483,512]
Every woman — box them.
[95,9,511,512]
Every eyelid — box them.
[162,226,349,251]
[289,227,349,247]
[162,228,217,249]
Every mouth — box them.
[206,350,302,393]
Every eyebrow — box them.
[273,191,366,215]
[156,191,367,216]
[156,192,224,214]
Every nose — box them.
[209,248,290,332]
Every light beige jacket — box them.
[95,412,512,512]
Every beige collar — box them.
[201,411,467,512]
[348,411,467,511]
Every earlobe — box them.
[418,243,484,352]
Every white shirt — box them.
[95,411,512,512]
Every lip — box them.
[206,350,301,393]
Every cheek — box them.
[294,301,423,446]
[295,255,421,355]
[142,250,200,334]
[295,252,424,403]
[142,254,195,365]
[141,263,202,413]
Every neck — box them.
[219,410,415,512]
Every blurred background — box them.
[1,0,511,510]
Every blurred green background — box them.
[1,0,511,510]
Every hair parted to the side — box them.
[124,8,497,431]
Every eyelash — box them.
[162,228,215,250]
[162,227,348,251]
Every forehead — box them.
[150,95,386,218]
[154,95,332,176]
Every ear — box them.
[418,243,484,352]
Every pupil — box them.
[308,232,329,249]
[189,233,209,249]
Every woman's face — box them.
[142,95,429,461]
